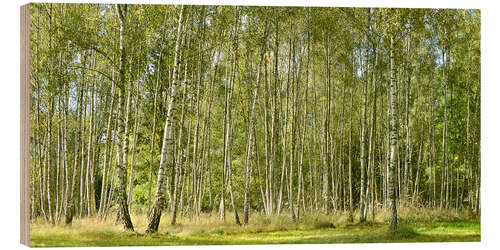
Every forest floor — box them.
[30,207,480,247]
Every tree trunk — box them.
[114,4,134,231]
[388,32,398,231]
[146,5,185,234]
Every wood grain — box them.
[20,3,30,247]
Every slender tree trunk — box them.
[359,51,368,222]
[228,12,241,225]
[388,32,398,231]
[114,4,134,231]
[128,65,142,207]
[146,5,185,234]
[65,65,85,224]
[244,42,265,224]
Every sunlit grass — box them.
[30,206,480,247]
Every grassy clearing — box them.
[30,207,480,247]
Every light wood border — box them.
[20,3,31,247]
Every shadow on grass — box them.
[341,220,384,229]
[386,226,419,239]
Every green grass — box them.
[30,208,480,247]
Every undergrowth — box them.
[30,206,480,247]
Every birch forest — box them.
[29,3,480,245]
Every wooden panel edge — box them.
[20,3,31,247]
